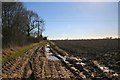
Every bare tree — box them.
[2,2,27,46]
[39,19,45,36]
[26,10,39,36]
[35,18,45,37]
[2,2,45,48]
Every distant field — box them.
[52,39,120,73]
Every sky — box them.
[20,0,119,2]
[23,2,118,40]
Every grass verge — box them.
[2,41,47,65]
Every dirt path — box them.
[1,43,75,79]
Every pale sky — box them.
[24,2,118,39]
[20,0,119,2]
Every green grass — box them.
[2,41,47,65]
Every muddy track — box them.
[1,44,75,79]
[1,42,119,79]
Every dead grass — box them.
[2,41,47,65]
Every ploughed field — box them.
[1,40,120,79]
[53,39,120,78]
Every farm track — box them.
[1,41,119,79]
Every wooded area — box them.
[2,2,45,48]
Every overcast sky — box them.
[24,2,118,39]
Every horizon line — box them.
[48,37,119,40]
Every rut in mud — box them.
[2,43,75,79]
[1,41,119,79]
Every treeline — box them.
[2,2,45,48]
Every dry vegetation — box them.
[2,41,47,65]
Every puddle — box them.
[47,56,59,61]
[93,61,113,73]
[57,54,66,61]
[45,45,59,61]
[45,44,66,61]
[93,60,118,77]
